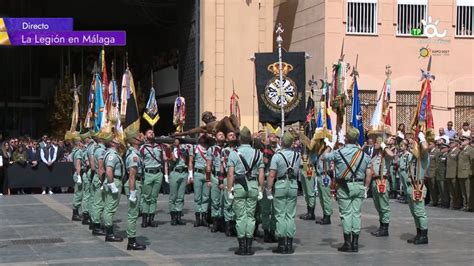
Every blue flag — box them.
[94,73,104,132]
[351,78,364,146]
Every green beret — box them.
[125,128,140,143]
[80,131,91,140]
[282,131,294,147]
[240,126,252,143]
[70,131,82,143]
[98,130,114,143]
[347,127,360,143]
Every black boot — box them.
[170,212,177,226]
[264,229,272,243]
[300,206,316,220]
[141,214,148,228]
[316,214,331,225]
[272,237,286,254]
[371,223,389,237]
[148,213,159,227]
[407,228,421,243]
[246,237,255,255]
[234,238,246,255]
[88,217,93,230]
[176,211,186,225]
[351,233,359,252]
[414,229,428,245]
[92,223,106,236]
[200,212,208,227]
[72,208,81,221]
[337,233,352,252]
[254,222,262,238]
[286,237,294,254]
[230,221,237,236]
[211,217,219,232]
[225,221,232,236]
[105,226,123,242]
[270,229,278,242]
[127,237,146,250]
[194,212,201,227]
[82,212,90,225]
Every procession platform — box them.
[0,194,472,265]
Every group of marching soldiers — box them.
[64,122,471,255]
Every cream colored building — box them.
[200,0,473,133]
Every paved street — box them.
[0,193,472,265]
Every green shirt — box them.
[220,146,235,174]
[93,143,107,168]
[228,144,264,177]
[125,146,143,177]
[193,144,208,170]
[323,144,370,181]
[105,148,125,177]
[435,151,448,180]
[81,147,88,169]
[371,153,391,177]
[85,140,96,163]
[269,148,302,179]
[427,147,440,178]
[172,144,193,169]
[207,145,224,173]
[140,143,163,169]
[71,147,83,166]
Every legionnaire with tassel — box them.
[123,129,147,250]
[227,127,264,255]
[90,131,109,236]
[69,131,84,222]
[321,127,371,252]
[207,131,227,232]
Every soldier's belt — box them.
[194,168,205,174]
[173,167,187,173]
[113,176,122,179]
[212,170,222,177]
[145,167,162,174]
[277,175,295,181]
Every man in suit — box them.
[40,138,57,195]
[364,138,375,158]
[27,142,40,168]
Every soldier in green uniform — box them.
[191,135,210,227]
[299,153,316,221]
[370,137,395,237]
[90,131,110,236]
[169,137,193,225]
[220,131,238,236]
[140,129,168,228]
[227,127,264,255]
[207,131,226,232]
[446,138,461,209]
[80,131,95,226]
[427,140,441,206]
[436,140,450,208]
[457,136,473,211]
[321,127,371,253]
[261,132,279,242]
[387,137,399,199]
[399,132,430,245]
[70,132,84,222]
[103,135,125,242]
[267,131,302,254]
[314,149,333,225]
[123,129,146,250]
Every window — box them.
[455,92,474,130]
[396,0,428,36]
[347,0,378,34]
[345,90,377,132]
[396,91,418,129]
[456,0,474,37]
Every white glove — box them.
[75,173,82,184]
[228,191,234,200]
[418,132,426,143]
[364,186,369,199]
[258,191,263,200]
[164,174,169,183]
[380,142,387,150]
[129,190,137,202]
[324,138,334,149]
[266,188,274,200]
[108,182,119,194]
[188,170,193,179]
[173,148,178,159]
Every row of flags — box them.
[304,53,434,147]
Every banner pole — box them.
[276,23,285,138]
